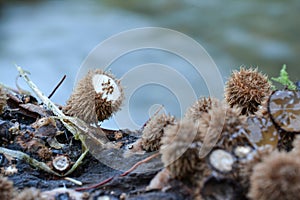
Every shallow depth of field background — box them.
[0,0,299,129]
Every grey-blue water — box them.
[0,0,299,129]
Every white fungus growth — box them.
[64,69,124,123]
[52,155,70,172]
[234,146,252,158]
[92,74,121,101]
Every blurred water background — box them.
[0,0,299,129]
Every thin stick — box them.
[16,65,106,146]
[64,177,83,186]
[48,75,66,99]
[16,65,65,117]
[16,65,90,176]
[75,177,114,191]
[121,152,159,176]
[76,152,160,191]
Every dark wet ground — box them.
[0,93,193,200]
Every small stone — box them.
[208,149,235,173]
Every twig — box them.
[15,65,94,176]
[16,65,65,117]
[121,152,160,176]
[16,65,106,145]
[75,177,114,191]
[64,177,83,186]
[75,152,160,191]
[48,75,66,99]
[0,147,61,176]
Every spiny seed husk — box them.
[141,113,175,152]
[198,101,249,152]
[248,151,300,200]
[225,67,271,115]
[160,119,210,184]
[64,69,124,123]
[184,97,219,122]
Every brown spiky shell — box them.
[198,100,249,152]
[248,151,300,200]
[141,113,175,152]
[160,119,210,185]
[184,97,219,122]
[63,69,124,124]
[0,176,13,200]
[225,67,271,115]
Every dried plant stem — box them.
[48,75,66,99]
[64,177,83,186]
[16,65,106,144]
[121,152,160,176]
[15,65,97,176]
[76,177,115,191]
[0,147,61,176]
[16,65,65,117]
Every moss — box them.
[271,64,296,90]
